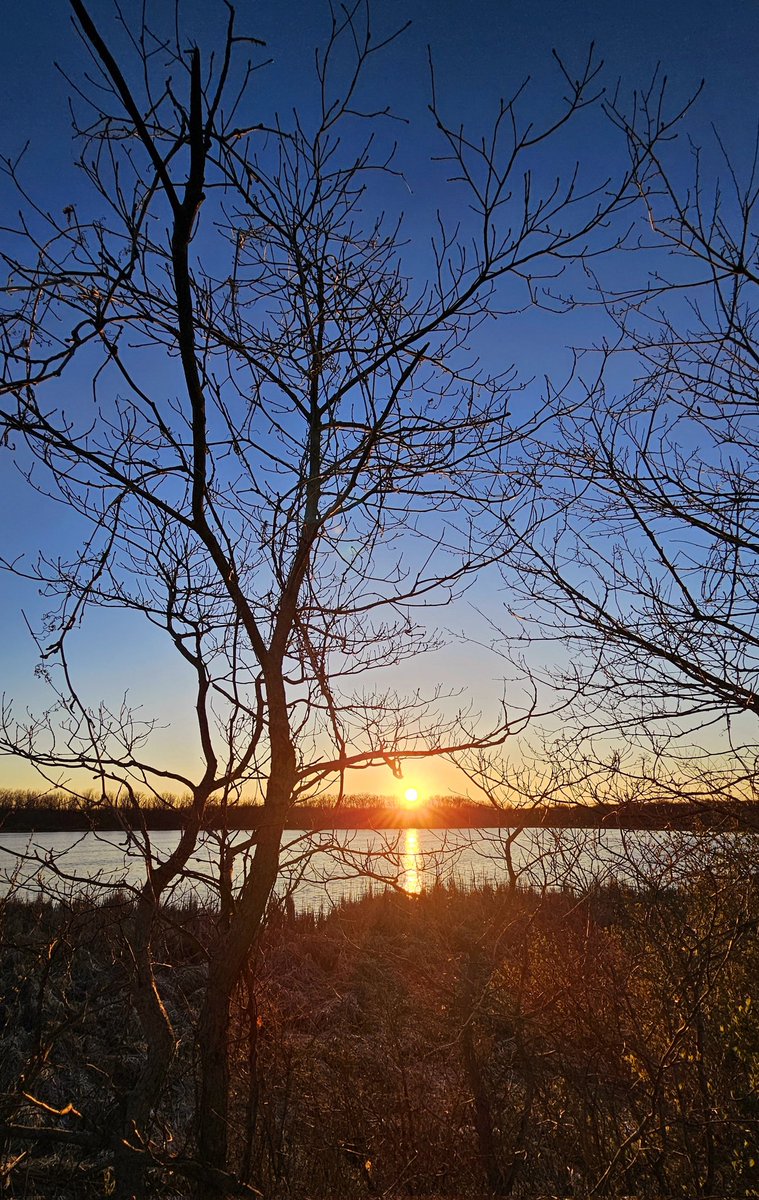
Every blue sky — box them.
[0,0,757,798]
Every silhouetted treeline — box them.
[1,788,758,831]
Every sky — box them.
[0,0,757,800]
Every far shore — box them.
[1,798,758,834]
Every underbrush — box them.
[1,864,757,1197]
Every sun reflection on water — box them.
[401,828,422,894]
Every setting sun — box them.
[403,787,419,806]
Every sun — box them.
[403,787,419,806]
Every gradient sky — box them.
[0,0,757,798]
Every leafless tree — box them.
[502,80,759,814]
[0,1,660,1192]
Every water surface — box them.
[0,825,739,908]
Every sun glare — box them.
[403,787,419,806]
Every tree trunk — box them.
[461,1016,508,1196]
[113,895,176,1200]
[459,953,508,1197]
[113,815,207,1198]
[197,818,285,1181]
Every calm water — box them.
[0,826,739,908]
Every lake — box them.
[0,825,743,908]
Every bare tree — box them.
[503,82,759,813]
[0,1,652,1192]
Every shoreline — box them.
[1,800,757,834]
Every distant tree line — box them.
[2,787,758,832]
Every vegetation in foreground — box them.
[1,842,757,1198]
